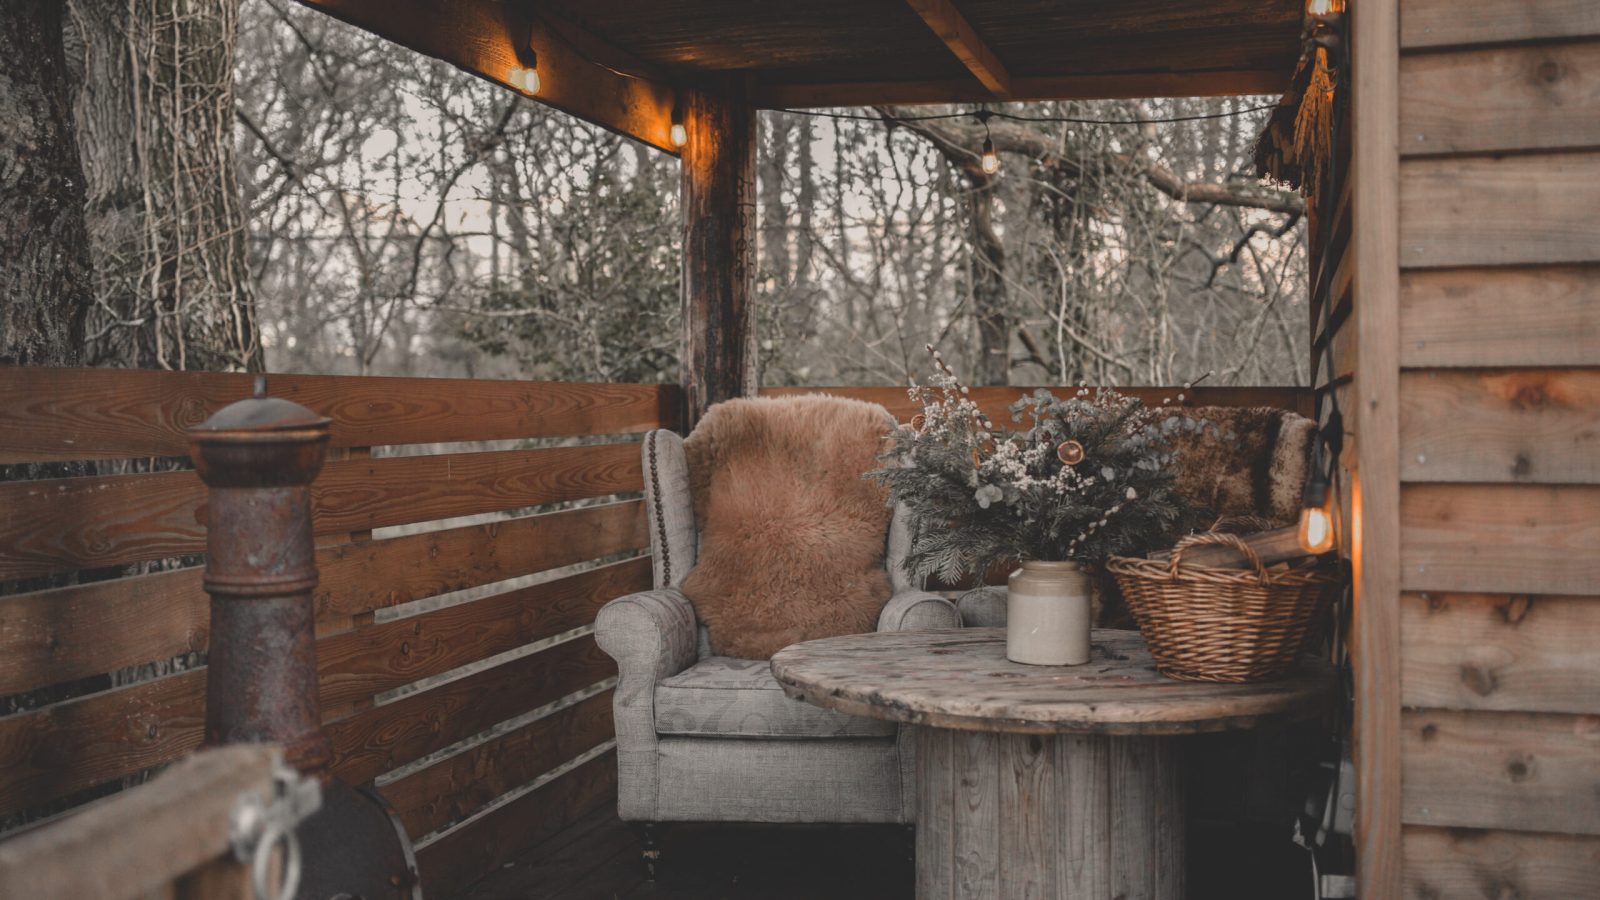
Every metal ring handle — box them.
[250,818,302,900]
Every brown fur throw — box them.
[1166,406,1315,533]
[680,395,896,659]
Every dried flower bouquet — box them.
[871,348,1207,584]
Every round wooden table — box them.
[770,628,1332,899]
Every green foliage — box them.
[871,363,1201,582]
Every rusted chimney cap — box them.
[191,376,330,435]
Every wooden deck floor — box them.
[460,804,1315,899]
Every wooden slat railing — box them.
[0,366,672,897]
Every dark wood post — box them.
[680,80,757,429]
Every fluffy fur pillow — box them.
[680,395,895,659]
[1166,406,1315,531]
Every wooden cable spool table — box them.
[770,628,1333,899]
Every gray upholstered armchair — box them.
[594,427,959,837]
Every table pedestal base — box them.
[913,726,1184,899]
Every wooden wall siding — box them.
[1400,152,1600,269]
[1401,0,1600,50]
[1399,265,1600,368]
[1402,708,1600,836]
[1395,5,1600,891]
[1404,826,1600,898]
[1400,593,1600,714]
[1399,369,1600,484]
[761,385,1314,422]
[0,368,667,894]
[1400,41,1600,157]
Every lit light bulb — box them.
[515,66,541,95]
[981,136,999,175]
[1306,0,1336,14]
[670,96,687,148]
[1297,475,1335,554]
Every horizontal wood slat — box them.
[1401,40,1600,157]
[0,567,206,698]
[1399,265,1600,367]
[326,635,615,787]
[0,367,678,464]
[762,386,1314,423]
[1400,153,1600,268]
[0,502,646,697]
[314,500,648,625]
[0,444,641,582]
[1400,592,1600,714]
[1402,708,1600,835]
[318,558,648,709]
[416,749,617,898]
[1400,369,1600,483]
[1404,826,1600,899]
[1401,484,1600,594]
[1401,0,1600,50]
[0,669,205,820]
[381,690,615,839]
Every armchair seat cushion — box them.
[653,657,897,740]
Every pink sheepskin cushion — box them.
[680,395,896,659]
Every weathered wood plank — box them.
[0,367,677,464]
[1402,708,1600,835]
[326,635,615,786]
[1399,265,1600,367]
[1401,484,1600,595]
[313,500,648,626]
[317,558,648,709]
[1352,0,1404,893]
[0,746,276,900]
[295,1,679,152]
[380,690,614,839]
[415,749,617,897]
[0,502,645,696]
[1404,825,1600,899]
[904,0,1012,97]
[1400,592,1600,714]
[0,443,641,582]
[1401,41,1600,157]
[1400,369,1600,483]
[761,386,1314,425]
[757,71,1292,108]
[1400,153,1600,268]
[1401,0,1600,49]
[0,669,206,819]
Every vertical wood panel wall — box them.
[1392,2,1600,896]
[0,368,681,897]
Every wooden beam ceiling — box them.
[296,0,680,153]
[904,0,1012,98]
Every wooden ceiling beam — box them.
[756,69,1292,108]
[296,0,681,153]
[904,0,1012,98]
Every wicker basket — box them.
[1105,531,1338,683]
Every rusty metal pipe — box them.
[189,378,333,776]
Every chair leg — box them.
[636,822,660,881]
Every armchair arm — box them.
[594,587,698,821]
[876,589,960,632]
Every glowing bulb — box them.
[1297,476,1335,554]
[981,137,999,175]
[515,66,540,95]
[1306,0,1336,14]
[670,123,688,148]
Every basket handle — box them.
[1168,531,1272,584]
[1209,514,1278,535]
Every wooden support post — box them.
[680,82,757,429]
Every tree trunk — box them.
[66,0,261,371]
[0,0,93,366]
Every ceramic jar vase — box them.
[1006,560,1093,666]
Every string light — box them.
[1297,469,1335,554]
[981,136,999,174]
[514,48,541,95]
[670,96,688,148]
